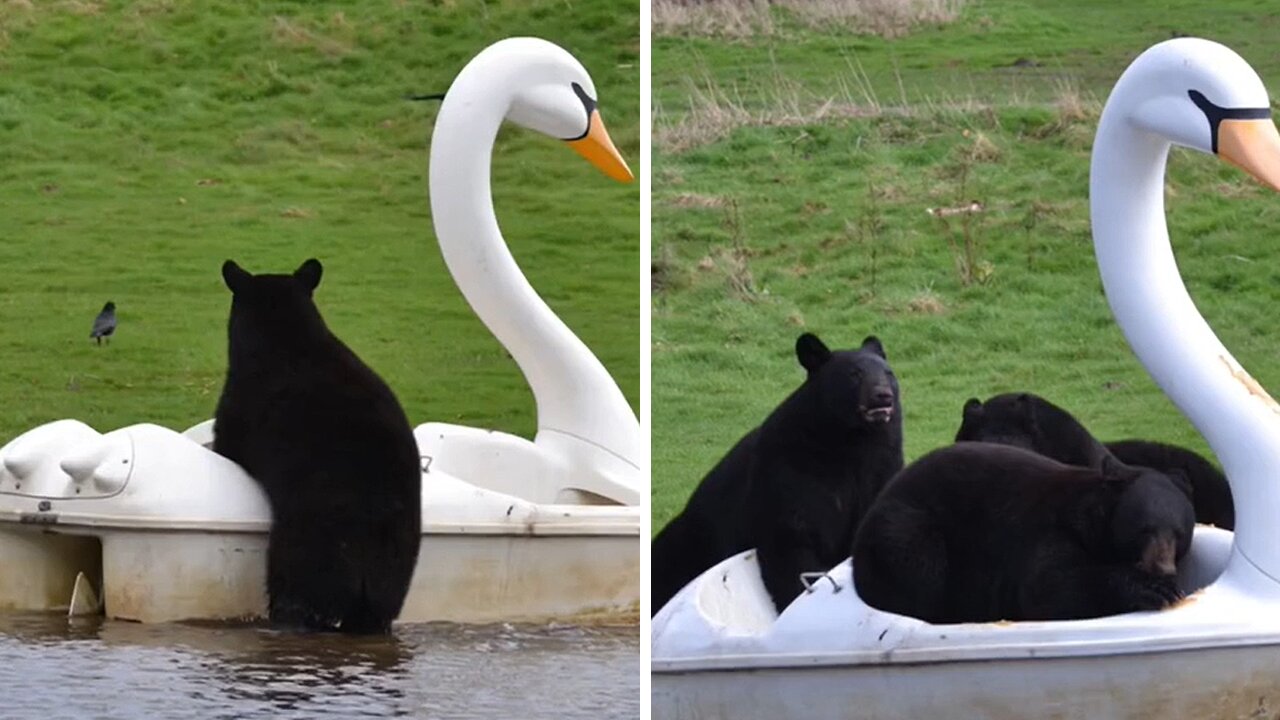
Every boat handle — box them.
[799,572,841,594]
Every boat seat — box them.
[181,418,216,448]
[415,422,637,506]
[685,525,1232,640]
[1177,524,1233,594]
[694,550,778,637]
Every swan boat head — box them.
[501,47,633,183]
[427,38,640,505]
[433,37,633,182]
[1090,38,1280,586]
[1097,38,1280,181]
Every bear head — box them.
[1102,457,1195,576]
[221,258,326,338]
[795,333,899,431]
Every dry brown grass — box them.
[3,0,104,16]
[719,199,759,301]
[656,70,1098,154]
[653,55,1063,154]
[966,130,1002,163]
[1022,78,1102,144]
[655,69,884,152]
[654,76,755,152]
[657,167,687,186]
[1051,78,1099,124]
[680,200,760,300]
[778,0,965,37]
[125,0,176,16]
[270,15,353,58]
[930,160,994,287]
[653,0,966,39]
[904,286,946,314]
[652,243,686,294]
[59,0,102,16]
[714,245,758,300]
[653,0,772,38]
[667,192,730,209]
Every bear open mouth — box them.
[861,403,895,423]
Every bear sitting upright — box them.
[213,258,421,634]
[955,392,1233,529]
[852,442,1193,623]
[652,333,903,614]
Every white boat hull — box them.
[0,526,637,624]
[651,529,1280,718]
[654,643,1280,720]
[0,421,639,625]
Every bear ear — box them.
[1163,467,1194,499]
[962,398,983,419]
[1015,393,1039,425]
[795,333,832,372]
[860,335,887,359]
[222,260,251,294]
[956,398,983,442]
[294,258,323,292]
[1100,454,1137,483]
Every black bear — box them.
[852,442,1194,623]
[213,259,421,634]
[652,333,903,614]
[954,393,1111,469]
[1106,439,1233,530]
[955,392,1233,529]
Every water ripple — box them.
[0,614,639,719]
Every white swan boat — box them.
[0,37,640,625]
[652,38,1280,718]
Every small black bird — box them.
[90,301,116,345]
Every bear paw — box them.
[1113,568,1184,612]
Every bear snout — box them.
[860,386,901,420]
[1137,533,1178,576]
[860,387,896,423]
[869,387,895,407]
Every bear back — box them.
[953,391,1230,528]
[211,258,421,634]
[853,442,1193,623]
[213,258,420,499]
[954,392,1111,470]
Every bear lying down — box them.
[852,442,1194,624]
[955,392,1233,530]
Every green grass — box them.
[654,0,1280,116]
[652,0,1280,529]
[0,1,639,442]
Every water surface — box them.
[0,613,638,719]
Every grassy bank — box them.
[652,0,1280,528]
[0,1,640,442]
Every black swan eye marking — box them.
[1189,89,1271,153]
[566,82,598,141]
